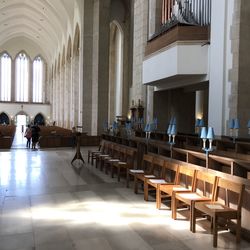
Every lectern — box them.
[71,132,85,167]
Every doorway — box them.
[12,114,28,148]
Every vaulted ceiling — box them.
[0,0,77,62]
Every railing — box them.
[151,0,211,40]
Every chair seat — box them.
[148,179,168,184]
[144,175,156,178]
[130,169,144,174]
[176,192,211,202]
[108,159,120,162]
[99,154,109,157]
[195,202,237,215]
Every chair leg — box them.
[126,170,130,188]
[171,193,177,220]
[236,216,241,243]
[88,152,90,163]
[156,187,161,209]
[144,180,148,201]
[134,176,138,194]
[117,166,120,182]
[191,202,196,233]
[213,215,218,247]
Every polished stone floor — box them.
[0,145,250,250]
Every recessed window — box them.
[15,52,29,102]
[33,56,43,103]
[0,53,11,101]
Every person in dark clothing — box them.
[31,124,41,150]
[24,124,32,148]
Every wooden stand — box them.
[71,132,85,167]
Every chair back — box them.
[125,148,136,168]
[112,144,121,158]
[152,157,165,178]
[163,160,179,183]
[176,164,197,191]
[193,171,218,199]
[215,178,245,214]
[141,154,154,172]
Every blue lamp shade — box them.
[195,119,200,127]
[148,123,153,132]
[169,117,173,125]
[234,118,240,129]
[153,117,158,124]
[247,120,250,128]
[200,127,207,139]
[167,124,172,135]
[206,127,215,140]
[229,119,234,129]
[172,117,177,125]
[151,123,156,131]
[170,124,177,135]
[199,119,204,127]
[144,124,149,132]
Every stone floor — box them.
[0,146,249,250]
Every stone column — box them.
[208,0,234,135]
[195,90,204,120]
[235,0,250,136]
[29,59,33,103]
[81,0,94,134]
[11,58,15,102]
[91,0,111,135]
[131,0,148,120]
[146,86,154,123]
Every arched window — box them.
[33,56,44,102]
[15,52,29,102]
[0,53,11,101]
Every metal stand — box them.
[71,132,85,167]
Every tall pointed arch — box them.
[108,20,124,123]
[73,23,80,56]
[32,55,45,103]
[72,24,81,126]
[0,52,12,101]
[15,51,30,102]
[65,36,72,128]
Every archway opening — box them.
[108,21,124,124]
[12,114,28,148]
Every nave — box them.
[0,148,249,250]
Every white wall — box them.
[208,0,234,135]
[143,42,208,84]
[0,103,51,123]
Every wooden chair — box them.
[133,157,164,194]
[87,140,104,165]
[155,163,196,209]
[143,158,166,201]
[112,148,136,182]
[127,154,154,193]
[104,144,122,175]
[172,170,218,231]
[110,146,126,178]
[191,177,245,247]
[95,142,113,170]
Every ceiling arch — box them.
[0,0,77,64]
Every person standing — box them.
[31,124,41,150]
[24,125,32,148]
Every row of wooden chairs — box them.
[88,141,136,182]
[127,154,245,247]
